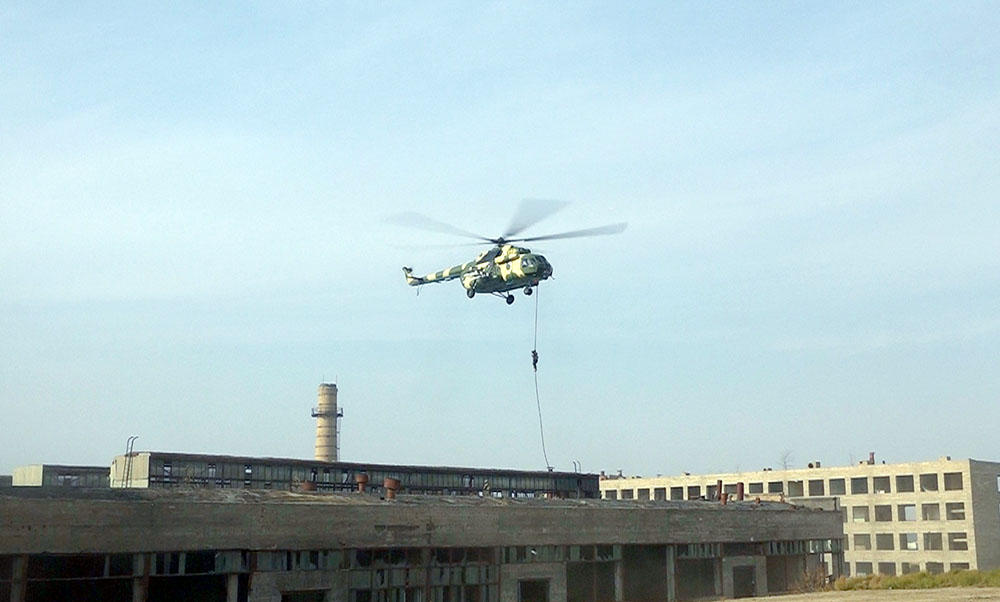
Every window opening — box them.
[948,532,968,551]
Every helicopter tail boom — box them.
[402,267,426,286]
[403,262,473,287]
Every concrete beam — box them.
[0,493,843,555]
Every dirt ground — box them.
[760,588,1000,601]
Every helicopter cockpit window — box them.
[482,248,501,262]
[521,256,535,268]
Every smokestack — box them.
[313,383,341,462]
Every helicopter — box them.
[392,200,626,304]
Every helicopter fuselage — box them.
[403,244,553,299]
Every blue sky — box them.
[2,3,998,476]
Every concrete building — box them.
[0,486,842,602]
[600,456,1000,577]
[11,464,109,488]
[108,451,600,499]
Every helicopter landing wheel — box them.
[466,289,476,299]
[505,294,515,305]
[524,286,532,296]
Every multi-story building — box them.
[600,456,1000,577]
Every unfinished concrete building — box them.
[0,485,842,602]
[601,456,1000,577]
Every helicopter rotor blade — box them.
[508,222,627,243]
[502,198,569,239]
[385,211,493,243]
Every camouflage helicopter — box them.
[392,200,626,304]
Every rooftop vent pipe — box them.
[384,477,400,500]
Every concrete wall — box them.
[971,460,1000,570]
[11,465,43,486]
[0,492,842,555]
[110,453,151,488]
[500,562,566,602]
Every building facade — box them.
[11,465,109,488]
[0,487,843,602]
[108,452,599,499]
[600,457,1000,576]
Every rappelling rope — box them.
[532,288,551,470]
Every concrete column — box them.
[614,560,624,602]
[714,558,723,597]
[132,553,150,602]
[10,555,27,602]
[754,556,768,597]
[227,573,240,602]
[664,546,676,602]
[721,558,734,599]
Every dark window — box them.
[924,532,942,550]
[896,475,914,492]
[875,534,894,550]
[948,532,968,551]
[829,478,846,495]
[850,477,868,494]
[944,472,963,491]
[808,479,824,496]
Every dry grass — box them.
[833,569,1000,590]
